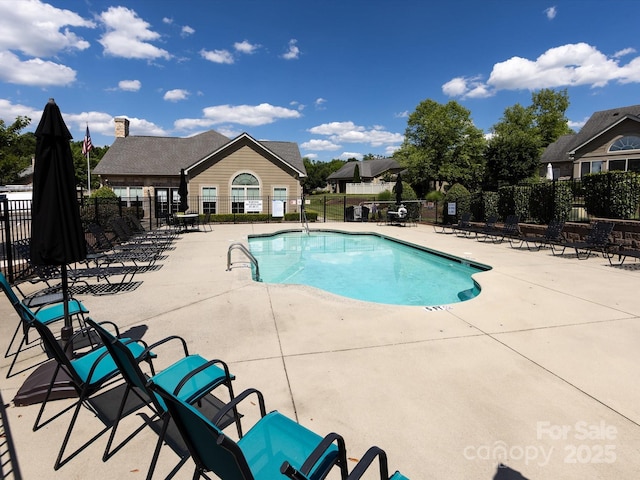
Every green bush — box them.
[377,190,392,201]
[90,186,117,199]
[482,191,499,220]
[583,171,640,219]
[444,183,471,223]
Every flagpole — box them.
[87,149,91,195]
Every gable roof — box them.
[327,158,402,180]
[94,130,231,176]
[94,129,306,177]
[542,104,640,163]
[186,132,306,177]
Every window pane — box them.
[247,187,260,199]
[580,162,590,177]
[592,161,603,173]
[232,173,259,185]
[629,159,640,172]
[274,187,287,201]
[609,159,626,171]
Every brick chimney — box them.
[114,117,130,138]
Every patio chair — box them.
[147,381,349,480]
[125,214,179,240]
[29,318,151,470]
[110,217,174,253]
[199,213,213,232]
[458,215,498,240]
[434,212,471,234]
[607,244,640,266]
[551,220,616,260]
[332,446,409,479]
[1,271,89,378]
[87,223,162,266]
[84,319,238,480]
[13,238,140,297]
[509,220,566,251]
[484,214,520,243]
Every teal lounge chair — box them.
[85,318,238,480]
[1,271,88,378]
[344,446,409,479]
[148,381,349,480]
[29,318,150,470]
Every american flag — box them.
[82,125,93,155]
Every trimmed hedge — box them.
[582,171,640,219]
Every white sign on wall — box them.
[272,200,284,217]
[245,200,263,213]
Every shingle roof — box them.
[327,158,402,180]
[94,130,231,176]
[542,104,640,163]
[93,130,306,177]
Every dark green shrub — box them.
[583,171,640,219]
[90,186,117,199]
[444,184,471,223]
[377,190,392,201]
[482,191,499,220]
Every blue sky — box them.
[1,0,640,162]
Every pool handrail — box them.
[227,242,260,281]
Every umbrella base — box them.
[13,359,77,406]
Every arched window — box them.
[231,173,261,213]
[609,136,640,151]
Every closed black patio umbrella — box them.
[30,98,86,340]
[178,168,189,212]
[394,173,403,205]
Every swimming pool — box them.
[247,230,491,306]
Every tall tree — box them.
[394,99,486,195]
[531,88,573,147]
[485,89,572,187]
[301,157,345,193]
[0,116,33,184]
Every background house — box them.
[541,105,640,179]
[94,118,306,219]
[327,158,403,193]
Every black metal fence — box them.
[3,179,638,280]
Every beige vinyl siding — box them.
[190,145,301,214]
[573,120,640,177]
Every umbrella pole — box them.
[60,265,73,350]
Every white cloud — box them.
[0,0,94,57]
[0,50,76,86]
[174,103,301,130]
[544,6,557,20]
[0,98,42,125]
[164,89,189,102]
[162,17,173,24]
[568,117,589,130]
[395,111,409,118]
[99,6,171,60]
[181,25,195,37]
[614,47,636,58]
[340,152,363,160]
[234,40,260,54]
[200,48,234,64]
[308,121,403,148]
[300,139,341,151]
[314,98,327,109]
[443,42,640,98]
[118,79,141,91]
[282,39,300,60]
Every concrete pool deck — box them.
[1,221,639,479]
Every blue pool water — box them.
[247,230,490,306]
